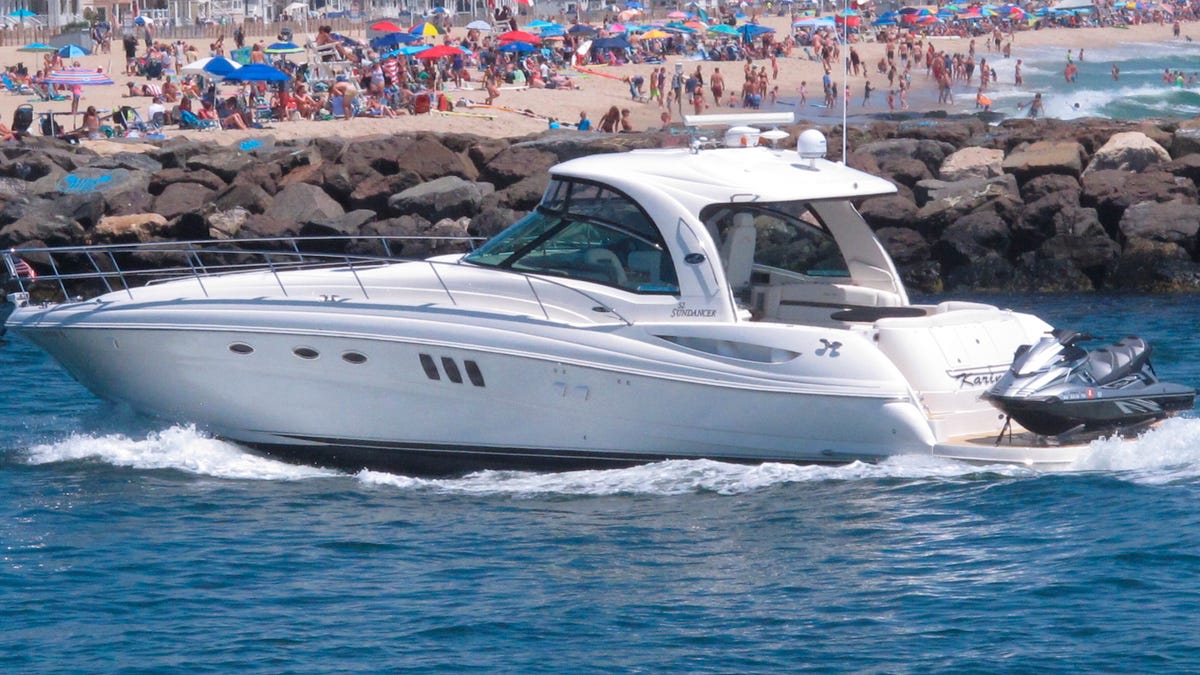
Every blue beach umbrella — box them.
[223,63,290,82]
[57,44,90,58]
[18,42,56,52]
[371,32,422,50]
[499,41,537,53]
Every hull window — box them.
[293,347,320,360]
[441,357,463,384]
[419,354,441,380]
[464,360,486,387]
[229,342,255,355]
[342,351,367,365]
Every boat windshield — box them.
[701,200,850,278]
[463,178,679,293]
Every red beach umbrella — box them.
[416,44,465,59]
[370,20,405,32]
[497,30,542,44]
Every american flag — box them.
[12,258,36,279]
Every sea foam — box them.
[21,424,338,481]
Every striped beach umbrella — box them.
[264,41,304,54]
[43,68,114,85]
[410,22,441,36]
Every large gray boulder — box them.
[1084,132,1171,174]
[939,147,1004,182]
[388,175,488,221]
[1002,140,1088,182]
[264,182,345,225]
[1118,200,1200,254]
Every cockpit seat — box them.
[583,248,628,287]
[720,212,756,292]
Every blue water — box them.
[4,294,1200,671]
[966,36,1200,120]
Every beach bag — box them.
[413,93,431,115]
[40,116,62,137]
[436,93,451,112]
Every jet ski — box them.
[984,329,1195,437]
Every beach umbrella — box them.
[498,41,537,53]
[641,28,670,39]
[416,45,464,59]
[18,42,56,53]
[498,30,542,43]
[684,20,707,30]
[410,22,441,36]
[795,16,836,27]
[371,32,422,50]
[618,9,642,20]
[736,24,774,41]
[264,41,304,54]
[466,19,492,30]
[538,23,566,35]
[9,8,34,18]
[664,21,695,32]
[607,23,627,33]
[57,44,90,58]
[568,24,598,34]
[42,68,114,85]
[222,63,290,82]
[370,20,405,32]
[395,45,430,56]
[525,19,555,29]
[708,24,740,34]
[667,10,688,18]
[180,55,241,79]
[134,15,153,25]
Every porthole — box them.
[342,351,367,365]
[229,342,254,355]
[293,346,320,360]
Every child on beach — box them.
[887,89,895,111]
[798,81,807,106]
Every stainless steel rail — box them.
[2,236,633,326]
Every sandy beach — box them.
[0,16,1187,146]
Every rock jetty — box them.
[3,115,1200,293]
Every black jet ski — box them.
[984,329,1195,437]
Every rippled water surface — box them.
[3,294,1200,672]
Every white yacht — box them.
[4,124,1189,474]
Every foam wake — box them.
[356,454,1033,496]
[22,425,338,481]
[1071,417,1200,484]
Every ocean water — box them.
[958,35,1200,120]
[3,293,1200,672]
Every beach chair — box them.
[178,109,217,131]
[11,104,32,136]
[113,106,152,135]
[1,73,32,95]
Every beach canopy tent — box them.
[590,36,632,50]
[222,63,290,83]
[180,56,241,79]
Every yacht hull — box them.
[15,314,944,475]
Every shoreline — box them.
[0,18,1190,145]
